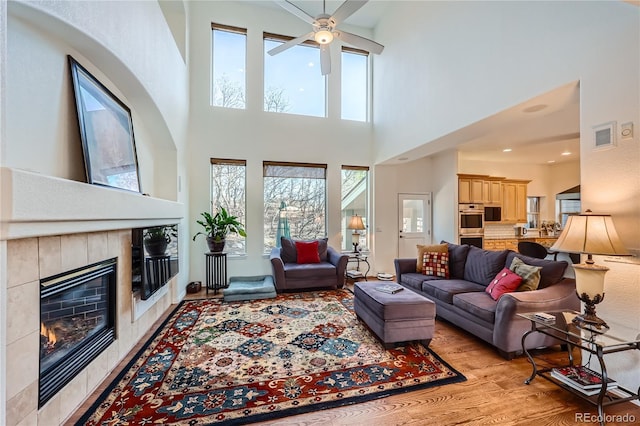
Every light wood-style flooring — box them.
[67,283,640,425]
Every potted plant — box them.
[143,225,177,256]
[192,207,246,253]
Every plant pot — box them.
[144,239,168,256]
[206,236,225,253]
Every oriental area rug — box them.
[77,289,465,425]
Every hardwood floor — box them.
[67,285,640,425]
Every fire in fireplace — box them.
[39,258,117,408]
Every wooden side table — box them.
[205,252,227,294]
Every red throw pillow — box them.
[486,268,523,300]
[422,252,450,278]
[295,240,320,264]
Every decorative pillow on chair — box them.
[295,240,320,264]
[509,257,542,291]
[485,268,523,300]
[416,243,448,272]
[422,251,450,278]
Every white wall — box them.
[186,1,376,281]
[374,0,639,391]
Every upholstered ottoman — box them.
[223,275,277,302]
[354,281,436,348]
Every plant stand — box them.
[205,252,227,294]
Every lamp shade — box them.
[347,215,365,230]
[550,211,629,256]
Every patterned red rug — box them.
[77,289,465,425]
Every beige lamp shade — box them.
[348,215,365,231]
[550,211,629,257]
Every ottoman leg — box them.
[420,338,432,348]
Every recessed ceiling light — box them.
[561,151,571,156]
[523,104,548,113]
[503,148,512,152]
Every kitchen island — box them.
[483,236,558,252]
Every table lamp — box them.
[550,210,630,330]
[347,214,365,252]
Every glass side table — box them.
[518,311,640,425]
[346,253,370,281]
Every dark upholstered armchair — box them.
[269,238,348,292]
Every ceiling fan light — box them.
[314,30,333,44]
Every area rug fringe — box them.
[76,290,465,425]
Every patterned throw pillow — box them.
[485,268,523,300]
[509,257,542,291]
[416,243,448,272]
[422,251,450,278]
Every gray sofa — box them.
[394,243,579,359]
[270,238,348,292]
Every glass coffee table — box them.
[518,311,640,425]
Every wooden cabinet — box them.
[488,180,502,204]
[501,180,529,222]
[459,177,485,203]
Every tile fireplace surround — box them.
[1,168,184,425]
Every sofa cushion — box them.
[283,262,336,279]
[399,272,442,293]
[505,252,568,289]
[463,246,509,286]
[509,257,542,291]
[421,279,487,304]
[416,243,448,272]
[441,241,470,279]
[422,251,450,278]
[281,237,328,263]
[296,240,320,264]
[452,292,498,324]
[486,268,523,300]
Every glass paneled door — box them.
[398,193,432,258]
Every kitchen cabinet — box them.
[459,177,485,203]
[502,180,529,222]
[488,180,503,204]
[484,237,558,252]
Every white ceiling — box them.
[248,1,582,166]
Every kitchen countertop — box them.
[484,235,558,240]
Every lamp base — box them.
[572,291,609,332]
[352,242,359,253]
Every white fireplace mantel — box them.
[0,167,184,240]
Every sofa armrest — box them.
[328,247,349,288]
[493,278,579,353]
[269,247,286,292]
[394,258,417,282]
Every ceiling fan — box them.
[267,0,384,75]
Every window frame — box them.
[263,161,328,253]
[341,165,370,252]
[341,46,370,122]
[210,158,247,256]
[263,32,327,117]
[211,23,247,109]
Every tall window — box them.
[210,159,246,255]
[341,48,368,121]
[263,162,327,252]
[263,33,326,117]
[212,24,246,108]
[341,166,369,251]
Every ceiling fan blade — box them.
[267,31,315,56]
[334,30,384,54]
[275,0,316,25]
[330,0,368,26]
[320,44,331,75]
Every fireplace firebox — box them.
[39,258,117,408]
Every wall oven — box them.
[459,204,484,248]
[459,204,484,235]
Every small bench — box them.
[353,281,436,348]
[223,275,277,302]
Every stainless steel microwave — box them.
[484,206,502,222]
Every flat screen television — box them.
[132,224,179,300]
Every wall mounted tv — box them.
[132,224,179,300]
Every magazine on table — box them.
[551,366,617,392]
[375,284,404,294]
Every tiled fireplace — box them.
[5,231,173,425]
